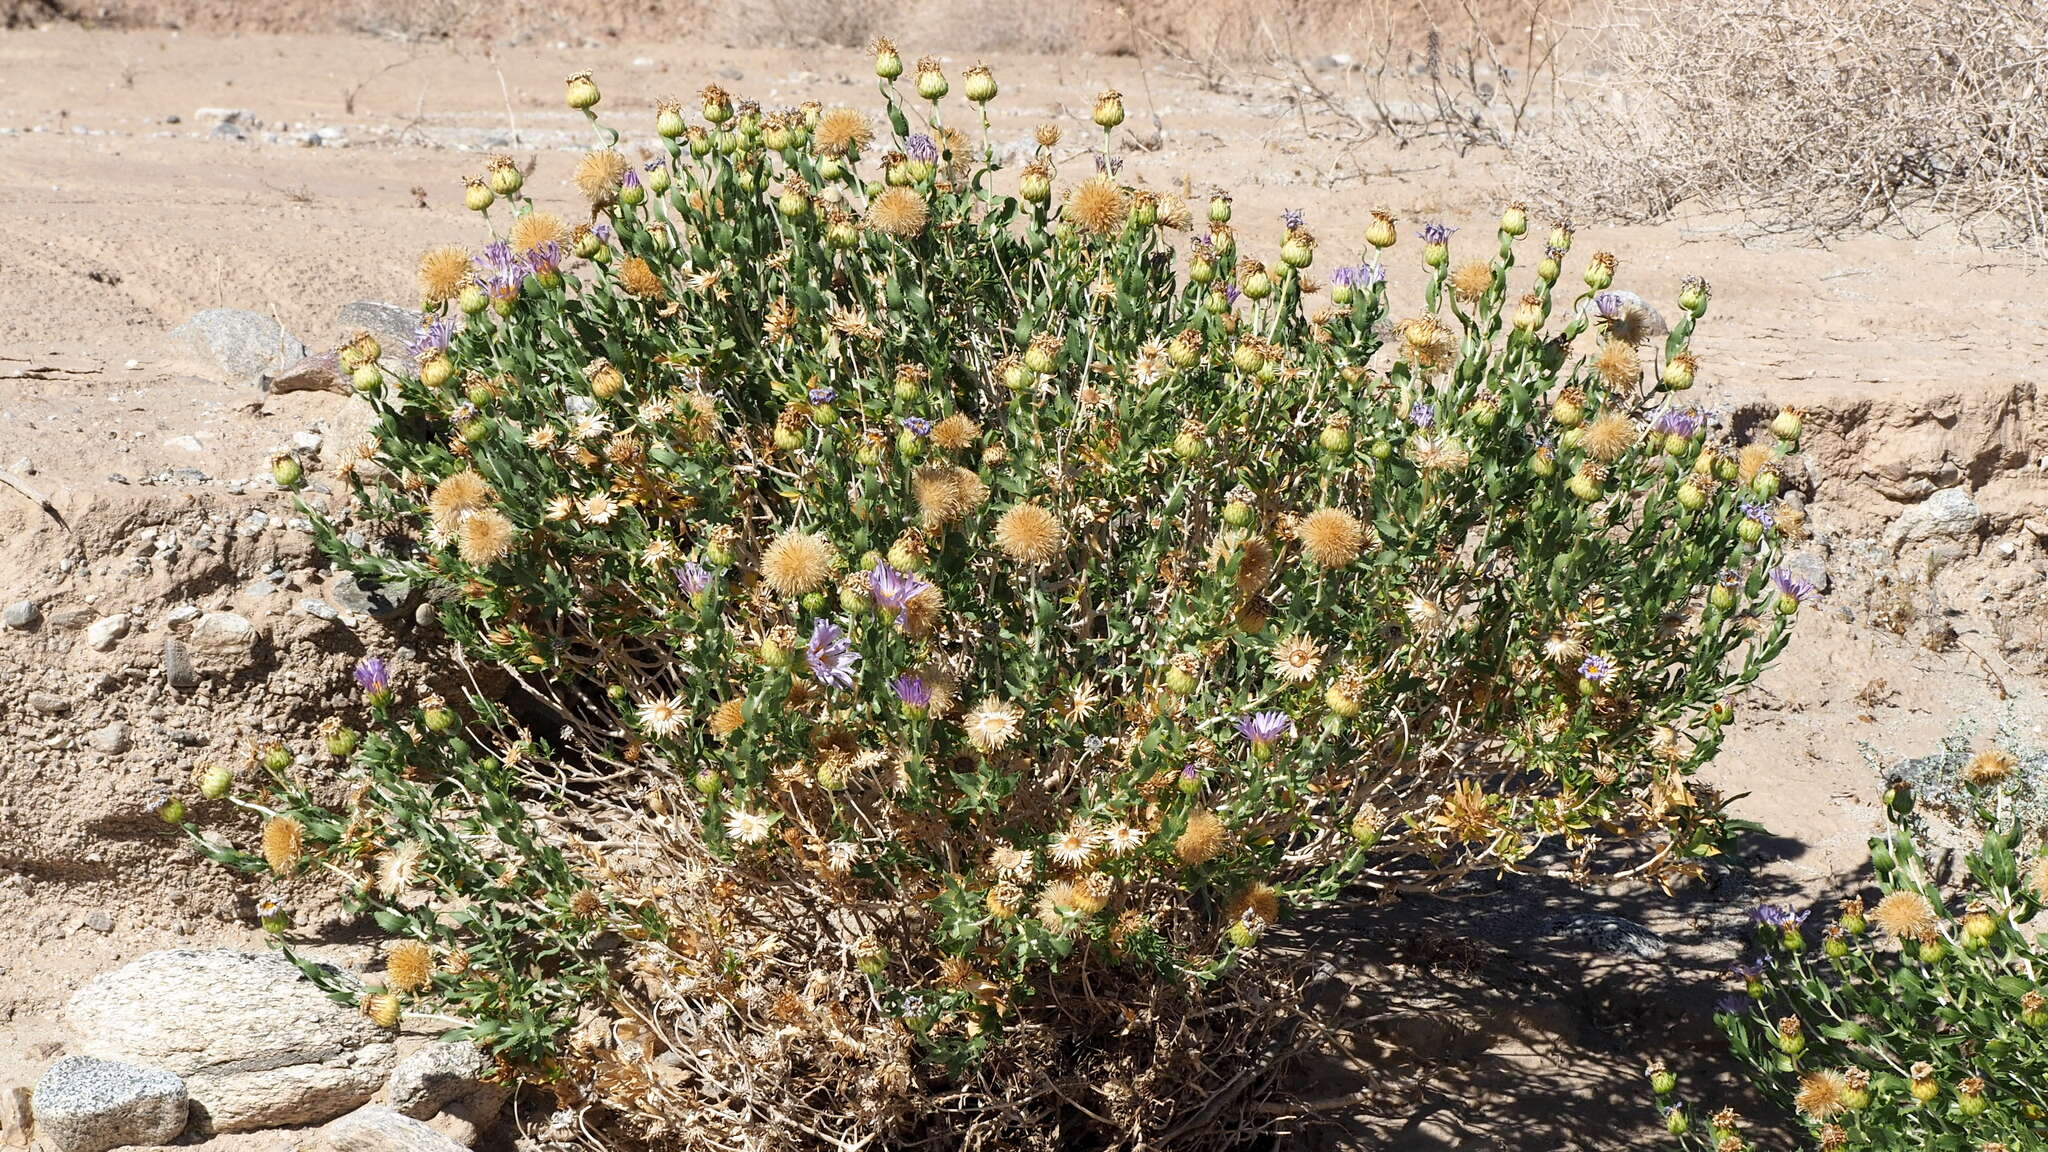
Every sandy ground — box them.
[2,22,2047,1151]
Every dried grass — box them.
[1523,0,2048,248]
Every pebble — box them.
[85,722,131,755]
[1,601,39,630]
[83,911,114,934]
[301,598,340,621]
[163,638,199,689]
[28,692,72,715]
[165,604,201,628]
[85,615,130,651]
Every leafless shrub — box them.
[1523,0,2048,249]
[1122,0,1572,175]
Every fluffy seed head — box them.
[574,150,630,205]
[1175,810,1228,865]
[912,465,989,527]
[1067,176,1128,236]
[509,211,569,256]
[262,815,304,874]
[931,413,981,451]
[814,108,872,157]
[1449,260,1494,304]
[428,469,494,526]
[1582,411,1639,462]
[761,531,838,597]
[417,246,471,307]
[1296,507,1365,569]
[1594,338,1642,388]
[1962,745,2017,786]
[866,187,930,239]
[618,257,666,299]
[1870,889,1940,943]
[385,940,435,993]
[992,503,1064,565]
[708,698,746,739]
[1795,1070,1851,1120]
[457,508,518,565]
[1226,882,1280,926]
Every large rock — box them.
[386,1042,506,1146]
[64,949,396,1134]
[336,302,419,359]
[291,1105,469,1152]
[31,1056,188,1152]
[168,309,306,388]
[265,351,348,395]
[1885,486,1983,549]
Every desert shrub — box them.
[180,49,1808,1148]
[1651,742,2048,1151]
[1527,0,2048,248]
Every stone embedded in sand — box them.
[31,1056,189,1152]
[65,949,396,1134]
[298,1105,470,1152]
[336,301,420,360]
[265,351,348,395]
[167,309,306,389]
[162,636,199,689]
[83,721,131,755]
[1884,486,1982,550]
[386,1041,507,1147]
[84,614,129,651]
[1,600,39,630]
[189,611,260,669]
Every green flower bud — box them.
[464,179,495,213]
[157,797,187,824]
[459,284,488,315]
[656,103,686,139]
[1209,195,1232,223]
[326,726,360,758]
[271,455,304,489]
[1222,500,1254,528]
[352,364,384,393]
[1318,425,1352,454]
[198,761,233,800]
[565,72,601,112]
[695,767,722,795]
[1092,90,1125,128]
[423,705,459,734]
[964,64,997,103]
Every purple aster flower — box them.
[407,318,453,359]
[900,416,932,437]
[1769,567,1815,605]
[1740,502,1776,529]
[525,241,563,275]
[891,674,931,710]
[621,167,642,190]
[1235,710,1292,746]
[1747,904,1806,929]
[1714,994,1751,1016]
[1592,290,1630,320]
[1578,654,1618,683]
[905,134,938,163]
[1650,408,1700,439]
[644,159,665,173]
[1281,208,1305,229]
[1329,264,1384,289]
[1408,402,1435,429]
[353,656,392,695]
[869,561,931,626]
[1190,234,1214,256]
[1093,153,1123,174]
[677,561,714,599]
[1417,221,1456,245]
[804,618,859,691]
[480,242,527,300]
[808,386,836,405]
[1729,958,1767,980]
[1223,283,1242,305]
[591,223,613,242]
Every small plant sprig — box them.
[1652,744,2048,1152]
[207,44,1809,1149]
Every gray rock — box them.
[329,574,411,621]
[387,1042,504,1122]
[82,911,114,933]
[65,949,397,1133]
[191,611,259,660]
[31,1056,188,1152]
[27,692,70,715]
[336,302,419,359]
[265,351,348,395]
[83,721,131,755]
[1778,550,1829,594]
[84,615,129,651]
[1,600,39,630]
[302,598,340,621]
[47,607,91,630]
[167,309,306,389]
[1886,487,1982,549]
[1541,913,1668,960]
[293,1105,468,1152]
[163,637,199,689]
